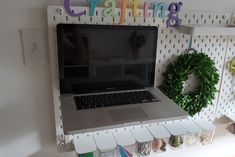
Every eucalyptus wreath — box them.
[159,49,219,116]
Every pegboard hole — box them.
[153,18,156,23]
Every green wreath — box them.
[159,49,219,116]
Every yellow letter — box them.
[132,0,141,17]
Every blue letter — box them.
[89,0,101,16]
[152,2,167,18]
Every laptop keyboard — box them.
[74,91,159,110]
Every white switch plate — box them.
[20,28,48,65]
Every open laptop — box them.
[57,24,188,134]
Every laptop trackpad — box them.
[109,107,148,122]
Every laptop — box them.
[57,24,188,134]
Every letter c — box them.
[64,0,85,17]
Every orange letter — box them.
[119,0,127,24]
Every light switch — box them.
[20,28,48,65]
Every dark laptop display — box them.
[57,24,158,94]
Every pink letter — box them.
[144,2,150,18]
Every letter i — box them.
[132,0,140,17]
[144,2,150,18]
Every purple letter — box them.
[64,0,84,17]
[166,2,183,27]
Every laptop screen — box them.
[57,24,158,94]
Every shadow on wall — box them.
[0,66,55,157]
[0,104,41,156]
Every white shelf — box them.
[93,131,117,152]
[147,124,170,139]
[130,125,153,143]
[112,128,136,147]
[193,119,216,131]
[73,133,97,154]
[181,120,202,134]
[177,25,235,36]
[164,122,187,136]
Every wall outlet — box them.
[20,28,48,65]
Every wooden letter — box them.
[89,0,101,16]
[144,2,150,18]
[64,0,84,17]
[119,0,127,24]
[103,0,116,17]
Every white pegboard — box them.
[154,12,231,121]
[216,36,235,118]
[47,5,234,147]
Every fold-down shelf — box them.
[177,25,235,36]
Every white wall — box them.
[0,0,235,157]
